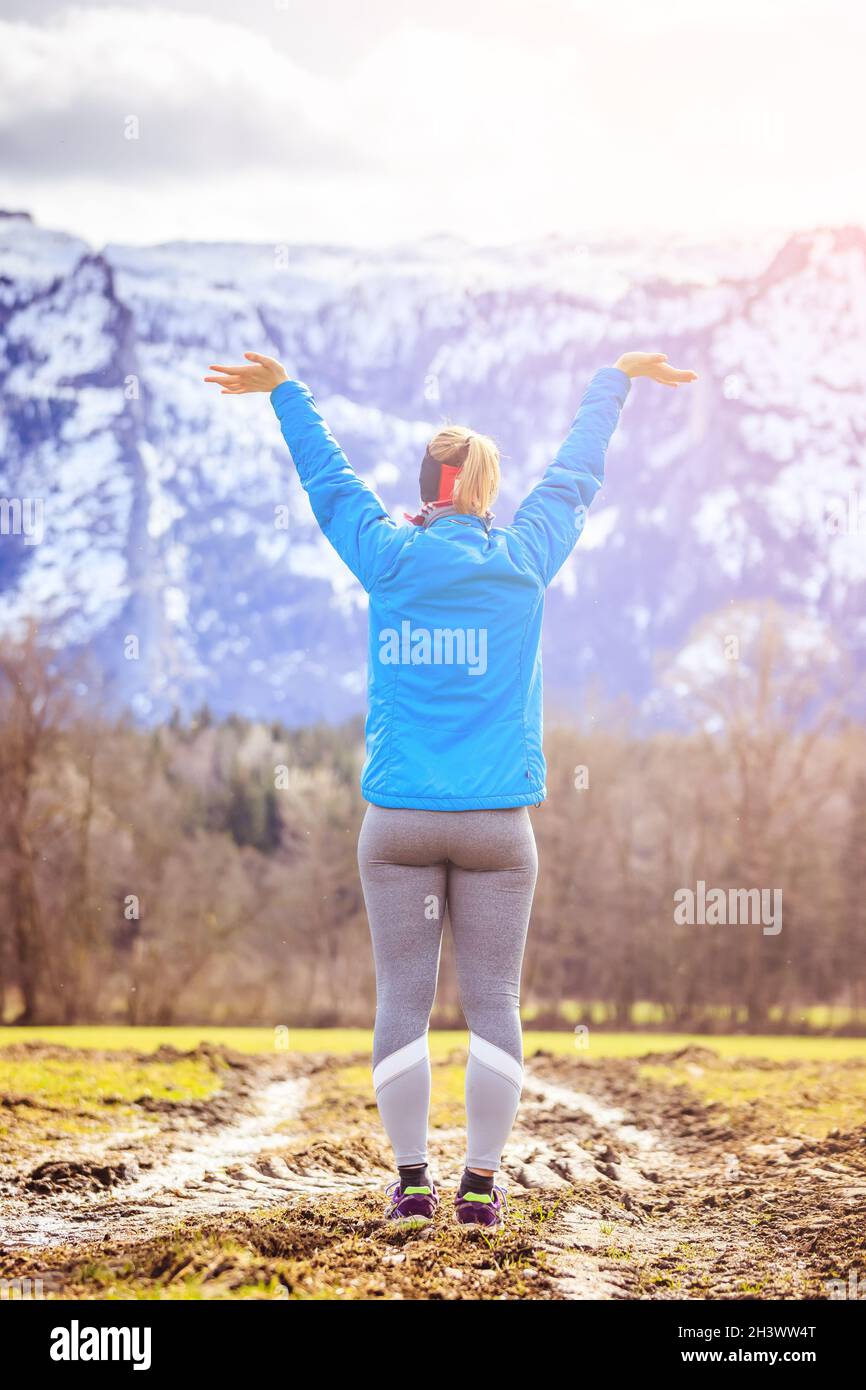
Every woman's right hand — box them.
[613,352,698,387]
[204,352,289,394]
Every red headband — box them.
[419,439,471,504]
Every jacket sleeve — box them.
[508,367,630,586]
[270,379,405,592]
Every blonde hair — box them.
[427,425,500,517]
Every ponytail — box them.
[427,425,500,517]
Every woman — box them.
[205,348,697,1230]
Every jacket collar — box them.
[403,500,494,533]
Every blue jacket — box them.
[271,367,630,810]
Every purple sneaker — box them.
[454,1186,507,1231]
[384,1180,439,1230]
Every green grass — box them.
[4,1027,866,1062]
[0,1052,224,1154]
[0,1055,222,1107]
[544,1001,866,1030]
[640,1059,866,1138]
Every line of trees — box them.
[1,608,864,1030]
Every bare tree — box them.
[0,624,73,1020]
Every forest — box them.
[1,607,864,1031]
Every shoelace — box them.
[385,1179,406,1211]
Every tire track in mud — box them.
[1,1073,316,1249]
[0,1058,669,1257]
[517,1055,866,1300]
[505,1070,687,1298]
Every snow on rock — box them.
[1,215,865,723]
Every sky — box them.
[1,0,865,249]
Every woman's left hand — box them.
[204,352,289,394]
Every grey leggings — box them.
[358,804,538,1171]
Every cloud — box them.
[0,7,367,176]
[1,1,865,245]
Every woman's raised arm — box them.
[204,353,407,592]
[508,352,697,586]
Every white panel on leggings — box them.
[469,1033,524,1089]
[372,1033,428,1093]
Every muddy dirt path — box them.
[2,1045,864,1299]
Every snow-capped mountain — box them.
[1,210,864,724]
